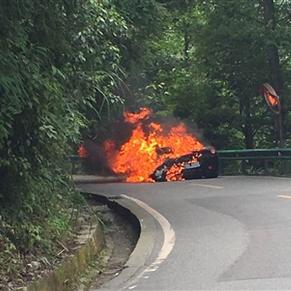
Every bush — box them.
[0,0,127,252]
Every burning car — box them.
[150,147,219,182]
[92,107,219,183]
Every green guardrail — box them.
[217,148,291,176]
[70,148,291,177]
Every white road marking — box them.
[121,194,176,288]
[190,182,224,189]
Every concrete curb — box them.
[21,190,157,291]
[81,192,158,291]
[22,220,104,291]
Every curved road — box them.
[79,176,291,290]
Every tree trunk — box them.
[262,0,284,94]
[262,0,284,146]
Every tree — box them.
[137,0,291,149]
[0,0,128,255]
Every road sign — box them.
[260,83,283,147]
[261,83,281,114]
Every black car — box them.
[150,147,219,182]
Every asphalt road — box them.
[79,176,291,290]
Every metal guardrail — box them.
[70,148,291,177]
[217,148,291,176]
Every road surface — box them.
[79,176,291,290]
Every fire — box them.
[124,107,151,124]
[104,107,204,182]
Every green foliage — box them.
[129,0,291,149]
[67,0,128,134]
[2,1,291,283]
[0,0,128,261]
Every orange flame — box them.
[124,107,152,124]
[104,108,204,182]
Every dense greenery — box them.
[127,0,291,149]
[1,0,291,284]
[0,0,129,283]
